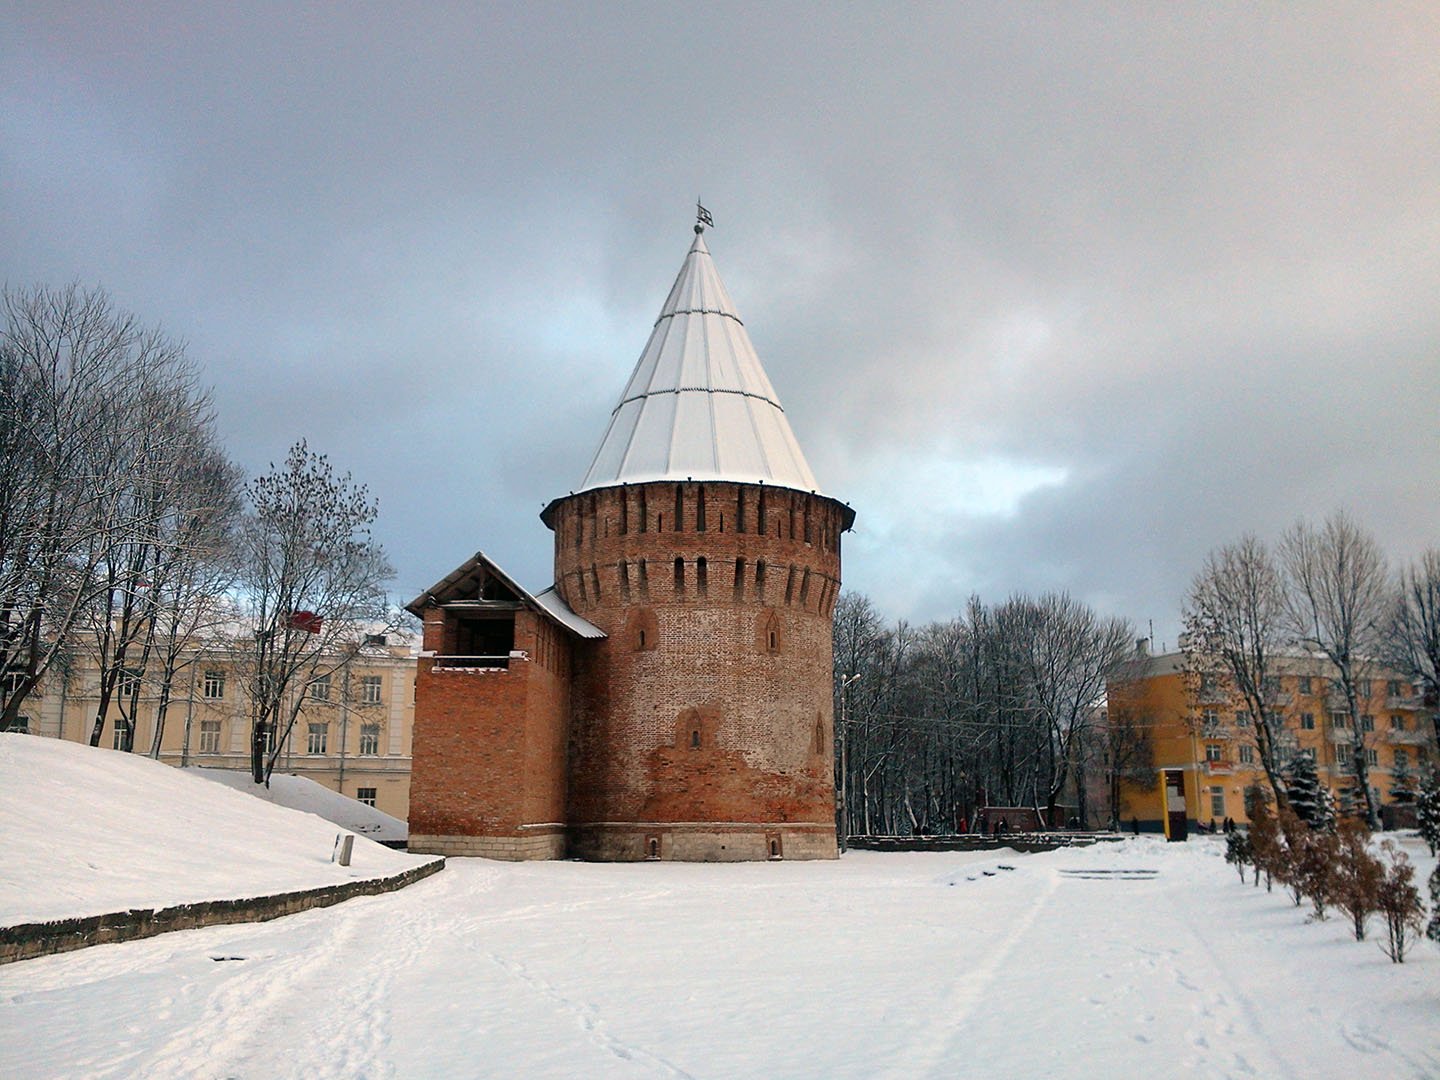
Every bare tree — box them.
[1018,592,1133,825]
[236,441,394,784]
[1182,535,1293,808]
[1388,550,1440,744]
[1099,697,1155,828]
[0,284,212,733]
[1280,512,1389,828]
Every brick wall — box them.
[549,481,848,860]
[407,609,571,855]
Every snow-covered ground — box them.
[3,733,1438,1078]
[187,766,407,845]
[0,735,428,925]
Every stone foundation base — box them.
[569,822,838,862]
[408,830,565,861]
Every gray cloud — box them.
[3,3,1437,638]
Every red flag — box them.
[287,611,323,634]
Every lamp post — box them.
[837,672,861,853]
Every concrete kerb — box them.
[0,857,445,966]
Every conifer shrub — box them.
[1417,769,1440,858]
[1375,841,1424,963]
[1331,819,1381,942]
[1426,863,1440,947]
[1224,828,1253,883]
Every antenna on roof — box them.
[695,200,714,234]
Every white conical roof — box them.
[575,230,821,495]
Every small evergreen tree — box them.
[1426,862,1440,946]
[1332,819,1381,942]
[1285,755,1326,829]
[1246,785,1280,893]
[1417,769,1440,858]
[1224,828,1253,883]
[1276,808,1307,907]
[1376,841,1424,963]
[1295,825,1340,920]
[1389,756,1418,804]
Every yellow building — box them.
[1106,645,1435,832]
[4,639,416,821]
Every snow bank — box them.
[186,767,406,843]
[0,734,430,925]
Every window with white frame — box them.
[309,675,331,702]
[116,670,140,699]
[1239,744,1255,765]
[1235,710,1251,727]
[1390,714,1406,731]
[202,670,225,699]
[1330,712,1348,729]
[1210,786,1225,818]
[1361,714,1374,732]
[7,715,30,734]
[1297,676,1313,694]
[361,675,382,705]
[1388,679,1406,696]
[1356,679,1372,698]
[1201,708,1219,730]
[112,723,128,750]
[1300,712,1315,730]
[199,719,222,754]
[1365,748,1378,766]
[1205,743,1223,762]
[2,672,27,698]
[357,787,377,807]
[359,723,380,756]
[307,722,328,754]
[1336,753,1352,774]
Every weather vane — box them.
[695,200,714,234]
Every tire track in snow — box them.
[877,867,1060,1080]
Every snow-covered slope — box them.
[0,734,430,925]
[186,767,406,843]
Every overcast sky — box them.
[4,3,1437,645]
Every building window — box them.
[1210,786,1225,818]
[1360,714,1374,733]
[361,675,383,705]
[1330,712,1348,730]
[696,557,708,597]
[1239,744,1255,765]
[1235,710,1250,727]
[1205,744,1222,762]
[112,723,128,750]
[307,723,328,754]
[357,787,377,807]
[1300,712,1315,730]
[1261,675,1280,695]
[310,675,331,702]
[1297,676,1312,694]
[1365,748,1378,766]
[1356,679,1372,698]
[360,723,380,756]
[1387,679,1405,696]
[199,719,222,754]
[1199,672,1216,694]
[3,671,28,698]
[673,557,685,594]
[116,670,140,699]
[6,715,30,734]
[1336,754,1352,775]
[1390,714,1406,731]
[202,671,225,699]
[1395,748,1409,770]
[690,728,701,749]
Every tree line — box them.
[0,284,394,784]
[833,513,1440,838]
[1183,513,1440,828]
[831,590,1137,835]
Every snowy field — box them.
[0,735,428,925]
[3,735,1438,1079]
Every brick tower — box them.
[541,222,854,860]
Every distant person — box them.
[1131,816,1140,836]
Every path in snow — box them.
[2,840,1437,1079]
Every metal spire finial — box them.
[695,200,714,234]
